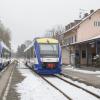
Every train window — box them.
[39,43,58,57]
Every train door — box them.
[75,50,80,67]
[71,53,75,65]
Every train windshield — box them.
[39,43,59,57]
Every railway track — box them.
[39,74,72,100]
[27,67,72,100]
[43,75,100,100]
[55,74,100,99]
[26,64,100,100]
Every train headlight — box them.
[47,63,55,69]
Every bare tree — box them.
[45,25,65,45]
[0,20,11,48]
[17,44,26,58]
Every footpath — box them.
[62,65,100,89]
[4,63,25,100]
[0,62,14,100]
[0,61,25,100]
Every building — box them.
[61,9,100,67]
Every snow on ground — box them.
[64,67,100,75]
[59,75,100,96]
[45,77,99,100]
[15,62,67,100]
[97,75,100,77]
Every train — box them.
[0,41,11,70]
[24,37,62,74]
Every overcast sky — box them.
[0,0,100,51]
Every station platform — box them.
[62,65,100,89]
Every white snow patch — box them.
[15,63,67,100]
[64,67,100,75]
[97,75,100,77]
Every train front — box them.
[34,38,62,74]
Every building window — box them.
[71,37,73,43]
[98,22,100,26]
[82,50,86,58]
[69,37,73,43]
[75,35,77,42]
[94,21,97,26]
[65,36,74,45]
[94,21,100,27]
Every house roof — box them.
[61,9,100,35]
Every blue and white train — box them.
[24,37,62,74]
[0,41,11,70]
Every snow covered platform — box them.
[6,61,67,100]
[62,65,100,88]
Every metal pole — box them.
[86,43,88,66]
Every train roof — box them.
[24,38,59,52]
[35,38,59,43]
[0,41,10,52]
